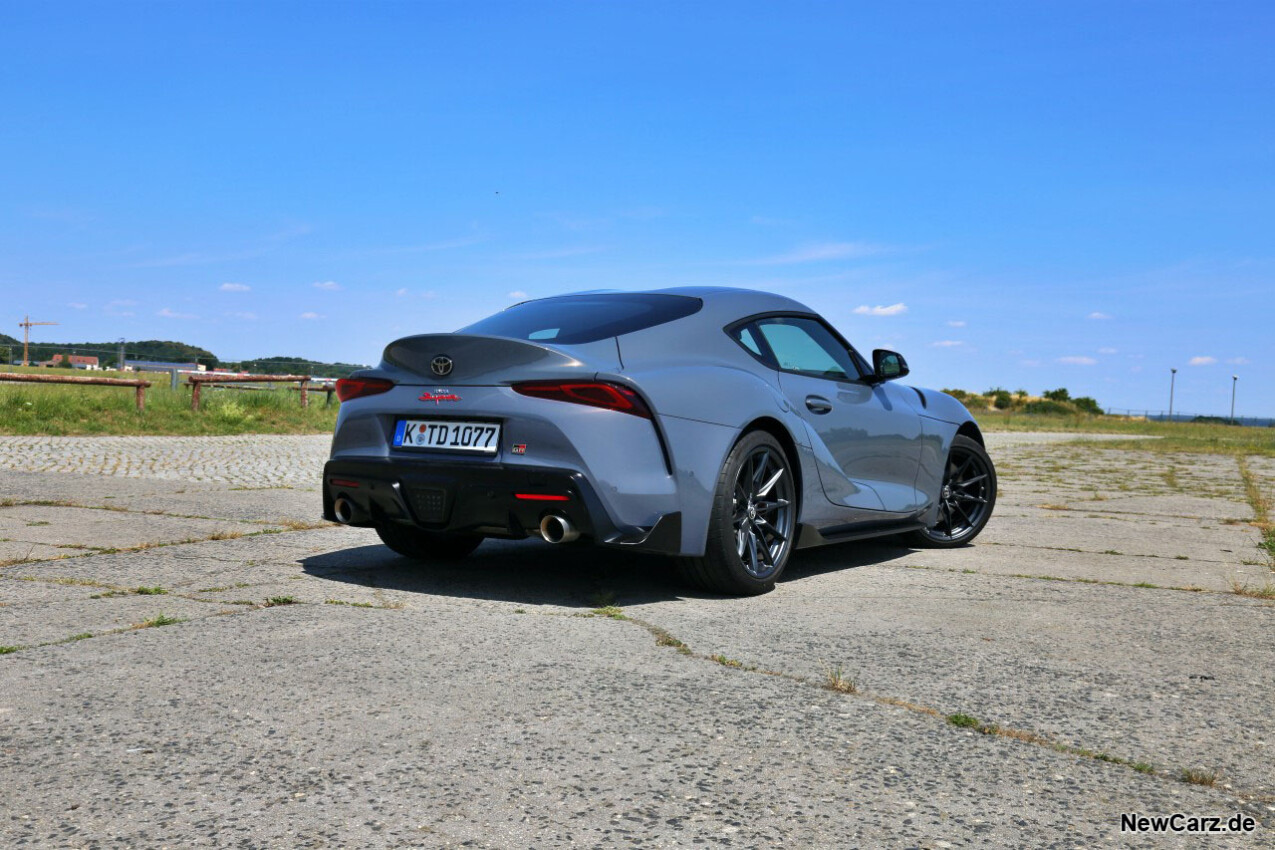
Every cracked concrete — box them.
[0,433,1271,847]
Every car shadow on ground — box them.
[300,534,915,608]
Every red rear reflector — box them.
[511,381,652,418]
[329,478,361,488]
[514,493,570,501]
[336,377,394,402]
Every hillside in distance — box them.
[1,335,367,377]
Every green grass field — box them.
[0,366,338,436]
[977,410,1275,457]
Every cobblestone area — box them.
[0,431,1136,489]
[0,435,329,487]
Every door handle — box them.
[805,395,833,414]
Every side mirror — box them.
[872,349,909,382]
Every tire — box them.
[677,431,798,596]
[375,523,483,561]
[907,434,996,548]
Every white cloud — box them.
[1189,356,1217,366]
[931,340,964,348]
[1098,347,1118,355]
[508,290,529,300]
[313,281,341,291]
[157,308,196,319]
[1227,357,1251,365]
[1057,356,1097,365]
[750,241,889,265]
[395,288,408,297]
[853,303,908,317]
[68,302,87,309]
[1088,311,1113,320]
[299,311,324,320]
[946,320,966,328]
[219,283,250,292]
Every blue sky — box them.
[1,1,1270,416]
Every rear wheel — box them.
[678,431,797,596]
[907,434,996,548]
[375,524,483,561]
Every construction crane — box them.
[18,315,58,367]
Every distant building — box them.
[39,354,100,369]
[124,360,206,373]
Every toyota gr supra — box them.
[324,287,996,595]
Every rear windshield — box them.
[458,293,702,345]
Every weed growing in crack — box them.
[134,586,167,595]
[823,665,858,694]
[135,613,183,629]
[1180,768,1218,787]
[263,596,297,607]
[654,632,691,655]
[1229,579,1275,600]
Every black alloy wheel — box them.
[909,434,996,548]
[678,430,797,595]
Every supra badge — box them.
[419,389,461,404]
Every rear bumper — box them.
[323,457,682,555]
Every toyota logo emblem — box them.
[430,355,454,376]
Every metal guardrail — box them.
[0,371,152,412]
[186,374,312,411]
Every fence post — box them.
[300,379,309,408]
[191,380,202,411]
[136,384,146,412]
[325,385,334,407]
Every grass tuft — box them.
[823,664,858,694]
[1229,579,1275,600]
[591,605,627,620]
[1180,768,1218,787]
[263,596,297,607]
[135,613,183,629]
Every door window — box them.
[754,317,862,381]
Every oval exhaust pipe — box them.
[539,514,580,544]
[333,496,356,525]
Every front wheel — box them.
[677,431,797,596]
[375,524,483,561]
[907,434,996,548]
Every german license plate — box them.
[393,420,500,453]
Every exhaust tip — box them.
[539,514,580,544]
[333,496,355,524]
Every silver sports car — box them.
[324,287,995,595]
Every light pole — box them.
[1168,368,1177,422]
[1230,375,1238,425]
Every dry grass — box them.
[822,664,858,694]
[1230,579,1275,600]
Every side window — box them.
[733,325,764,357]
[754,317,861,381]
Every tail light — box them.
[336,377,394,402]
[512,381,652,419]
